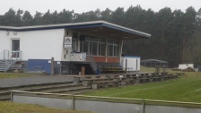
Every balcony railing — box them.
[0,50,22,60]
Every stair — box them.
[0,50,22,72]
[0,82,92,101]
[0,60,17,72]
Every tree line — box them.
[0,6,201,67]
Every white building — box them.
[178,64,194,70]
[121,55,141,71]
[0,21,151,74]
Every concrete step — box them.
[0,95,10,101]
[23,84,82,92]
[0,81,72,91]
[0,82,90,101]
[44,86,91,93]
[0,91,11,96]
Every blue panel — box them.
[27,59,51,74]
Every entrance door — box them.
[11,39,20,58]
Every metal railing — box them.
[0,50,22,72]
[11,51,22,60]
[86,55,97,73]
[0,50,22,60]
[0,49,10,60]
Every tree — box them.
[58,9,74,23]
[22,11,33,26]
[100,8,112,22]
[1,8,17,26]
[42,10,53,24]
[180,7,197,62]
[33,11,43,25]
[111,7,125,25]
[15,9,23,26]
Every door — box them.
[11,39,20,58]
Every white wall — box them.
[121,56,140,71]
[0,30,21,59]
[0,29,65,61]
[0,31,16,51]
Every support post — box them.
[142,99,145,113]
[72,95,75,110]
[125,59,128,72]
[81,66,85,76]
[10,91,13,102]
[51,57,54,75]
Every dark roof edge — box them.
[0,21,151,38]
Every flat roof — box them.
[141,59,168,63]
[0,21,151,40]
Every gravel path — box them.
[0,75,75,88]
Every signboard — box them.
[64,36,72,49]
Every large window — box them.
[72,33,78,51]
[107,39,120,57]
[98,43,106,56]
[80,35,106,56]
[79,34,120,57]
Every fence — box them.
[11,90,201,113]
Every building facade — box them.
[0,21,151,74]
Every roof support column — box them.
[119,40,123,62]
[77,32,81,52]
[105,37,108,63]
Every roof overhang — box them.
[141,59,168,63]
[0,21,151,40]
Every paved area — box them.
[0,75,75,88]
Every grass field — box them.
[0,72,33,79]
[0,101,93,113]
[83,67,201,103]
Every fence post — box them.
[72,95,75,110]
[142,99,145,113]
[10,91,13,102]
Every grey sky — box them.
[0,0,201,15]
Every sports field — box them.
[84,67,201,103]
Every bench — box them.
[102,67,126,74]
[82,78,111,86]
[92,81,119,89]
[73,75,103,84]
[121,78,135,85]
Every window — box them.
[98,43,106,56]
[11,39,20,58]
[12,40,20,51]
[72,33,78,51]
[72,39,77,51]
[79,36,120,57]
[107,39,120,57]
[91,42,97,55]
[80,34,106,56]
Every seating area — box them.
[73,72,180,89]
[101,66,126,73]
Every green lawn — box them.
[83,67,201,103]
[0,72,33,79]
[0,101,94,113]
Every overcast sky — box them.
[0,0,201,15]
